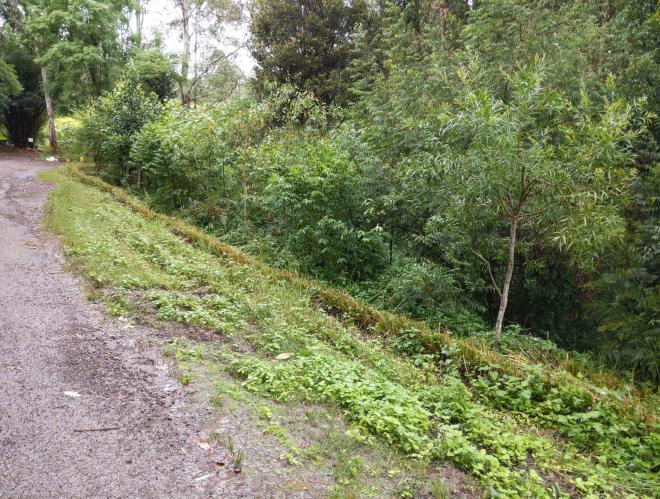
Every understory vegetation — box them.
[41,167,659,497]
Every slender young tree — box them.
[424,65,640,344]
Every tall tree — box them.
[171,0,242,105]
[250,0,374,104]
[0,0,131,152]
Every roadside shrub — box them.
[296,216,386,280]
[130,102,235,209]
[352,258,486,333]
[253,132,387,279]
[79,82,388,282]
[77,68,162,183]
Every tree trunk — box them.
[135,0,148,46]
[494,215,518,345]
[41,67,57,155]
[241,164,248,224]
[178,0,192,106]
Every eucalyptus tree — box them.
[132,0,149,46]
[170,0,243,106]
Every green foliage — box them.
[129,49,178,101]
[249,0,375,104]
[125,85,386,280]
[39,115,81,157]
[433,64,635,260]
[351,257,486,335]
[251,132,387,279]
[24,0,131,107]
[0,58,21,111]
[471,364,657,471]
[129,102,228,208]
[341,0,659,376]
[230,353,432,455]
[78,69,162,182]
[587,163,660,382]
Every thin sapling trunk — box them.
[494,214,518,345]
[41,67,57,155]
[178,0,192,106]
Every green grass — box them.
[40,166,659,498]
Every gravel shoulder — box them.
[0,150,236,497]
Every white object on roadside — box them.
[46,156,58,162]
[194,473,215,482]
[64,390,81,398]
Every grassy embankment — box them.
[39,165,659,498]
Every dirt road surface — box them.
[0,150,248,498]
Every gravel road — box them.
[0,150,244,498]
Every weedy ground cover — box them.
[41,166,659,497]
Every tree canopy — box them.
[250,0,374,104]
